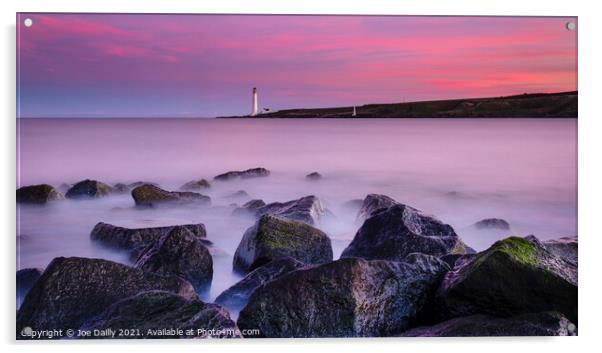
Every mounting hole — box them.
[566,22,576,31]
[23,18,33,27]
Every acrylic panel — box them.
[16,13,577,339]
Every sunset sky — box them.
[17,14,577,117]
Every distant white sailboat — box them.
[352,106,357,117]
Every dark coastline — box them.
[217,91,577,119]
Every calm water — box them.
[16,118,577,311]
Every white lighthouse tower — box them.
[251,87,259,116]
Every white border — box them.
[2,1,600,352]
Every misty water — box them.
[17,118,577,314]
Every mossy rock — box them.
[436,236,578,323]
[233,215,333,273]
[131,184,210,207]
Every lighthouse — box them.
[251,87,259,116]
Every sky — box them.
[17,14,577,118]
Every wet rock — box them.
[232,199,266,217]
[112,183,130,194]
[356,194,397,221]
[80,290,240,338]
[16,257,196,337]
[544,236,578,266]
[436,236,578,323]
[65,179,113,199]
[401,311,576,336]
[305,172,322,180]
[233,214,332,273]
[237,257,448,337]
[131,184,210,207]
[440,253,477,269]
[17,184,64,204]
[226,190,250,199]
[216,257,305,309]
[342,203,471,261]
[214,168,270,181]
[90,222,207,254]
[17,268,43,304]
[255,195,326,225]
[473,218,510,230]
[179,179,211,191]
[135,227,213,291]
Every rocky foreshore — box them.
[16,177,578,339]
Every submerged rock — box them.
[473,218,511,230]
[135,227,213,291]
[17,257,196,337]
[255,195,326,225]
[17,184,64,204]
[401,311,576,337]
[305,172,322,180]
[232,199,266,217]
[17,268,43,303]
[131,184,210,207]
[90,222,207,253]
[436,236,578,323]
[179,179,211,191]
[356,194,397,221]
[342,203,471,261]
[80,290,240,338]
[65,179,113,199]
[233,214,332,273]
[216,257,305,309]
[237,256,448,337]
[214,168,270,181]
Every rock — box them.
[112,183,130,194]
[57,183,72,193]
[131,184,210,207]
[80,290,240,338]
[356,194,397,221]
[436,236,578,323]
[232,199,266,217]
[17,268,43,304]
[341,203,471,261]
[440,253,477,269]
[401,311,576,336]
[255,195,326,225]
[233,215,333,273]
[135,227,213,291]
[237,257,449,337]
[16,184,64,204]
[473,218,511,230]
[544,236,578,265]
[215,257,305,309]
[305,172,322,180]
[179,179,211,191]
[16,257,196,337]
[226,190,250,199]
[65,179,113,199]
[90,222,207,254]
[214,167,270,181]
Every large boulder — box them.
[237,256,449,337]
[473,218,511,230]
[17,268,43,305]
[214,168,270,181]
[179,179,211,191]
[131,184,210,207]
[216,257,305,309]
[356,194,397,221]
[435,236,578,323]
[341,203,471,261]
[254,195,326,225]
[233,215,332,273]
[17,184,64,204]
[232,199,266,217]
[16,257,196,337]
[80,290,240,338]
[65,179,113,199]
[135,227,213,291]
[401,311,576,337]
[543,236,578,266]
